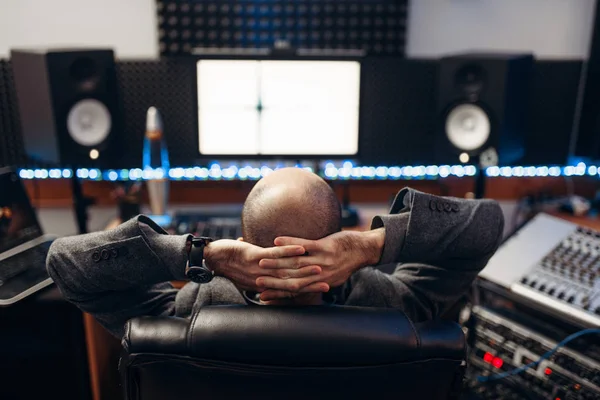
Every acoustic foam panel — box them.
[155,0,408,56]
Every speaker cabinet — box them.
[11,49,123,168]
[436,53,533,166]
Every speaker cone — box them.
[67,99,112,147]
[444,103,490,151]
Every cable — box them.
[477,328,600,382]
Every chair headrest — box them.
[123,305,465,367]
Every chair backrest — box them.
[120,305,466,400]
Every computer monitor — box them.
[196,59,361,157]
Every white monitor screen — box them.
[197,60,361,156]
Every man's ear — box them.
[237,237,244,241]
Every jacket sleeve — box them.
[344,188,504,322]
[46,215,190,337]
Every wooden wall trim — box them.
[23,177,599,209]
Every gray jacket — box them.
[47,188,504,338]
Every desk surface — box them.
[547,210,600,231]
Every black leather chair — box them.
[120,305,466,400]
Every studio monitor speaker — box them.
[11,48,123,167]
[436,53,533,166]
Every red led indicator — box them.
[492,357,504,368]
[555,397,561,400]
[544,368,553,375]
[483,352,494,363]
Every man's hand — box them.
[204,239,329,293]
[257,228,386,301]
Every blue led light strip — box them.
[16,162,596,181]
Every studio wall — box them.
[407,0,596,59]
[0,0,595,60]
[0,0,158,59]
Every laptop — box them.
[0,167,56,306]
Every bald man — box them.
[47,168,504,338]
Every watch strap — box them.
[186,236,213,283]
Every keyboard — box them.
[164,211,242,240]
[0,241,53,285]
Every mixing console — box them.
[480,213,600,327]
[513,225,600,326]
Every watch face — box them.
[194,237,213,245]
[187,266,213,283]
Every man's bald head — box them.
[242,168,341,248]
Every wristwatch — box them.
[185,236,214,283]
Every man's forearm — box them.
[370,188,504,268]
[360,228,386,267]
[346,189,504,322]
[47,216,189,303]
[46,216,191,338]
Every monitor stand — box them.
[340,182,359,228]
[71,172,94,234]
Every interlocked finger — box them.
[262,265,322,280]
[256,274,326,292]
[257,245,306,260]
[259,255,317,269]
